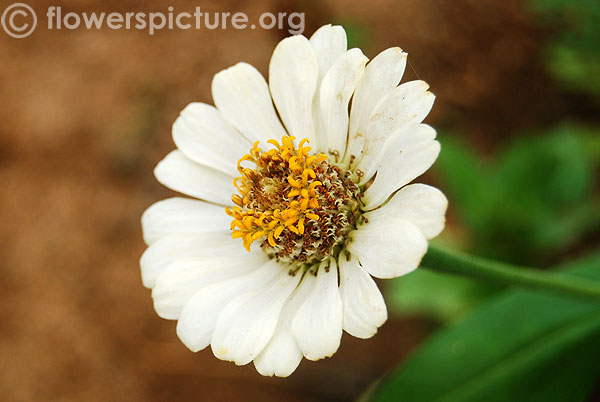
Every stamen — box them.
[227,135,360,264]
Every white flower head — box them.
[141,24,448,377]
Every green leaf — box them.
[435,127,598,264]
[367,252,600,402]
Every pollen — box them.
[226,136,360,265]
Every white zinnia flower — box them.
[140,24,447,377]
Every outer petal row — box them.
[172,102,250,176]
[140,232,260,288]
[152,254,262,319]
[309,24,348,151]
[269,35,319,145]
[309,24,348,84]
[345,47,408,165]
[347,183,447,279]
[253,273,314,376]
[362,124,440,209]
[176,259,283,355]
[212,62,287,145]
[154,150,234,206]
[357,81,436,184]
[365,183,448,239]
[210,261,301,365]
[339,251,387,339]
[347,218,428,279]
[141,197,231,245]
[292,259,343,361]
[318,48,368,156]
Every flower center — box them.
[226,136,360,265]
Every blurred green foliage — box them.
[529,0,600,96]
[437,125,600,266]
[370,252,600,402]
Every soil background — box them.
[0,0,580,401]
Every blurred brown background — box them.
[1,0,590,400]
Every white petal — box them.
[347,218,427,279]
[141,198,231,245]
[269,35,319,145]
[172,102,250,176]
[211,264,301,365]
[362,124,440,209]
[364,184,447,239]
[212,62,287,145]
[176,259,280,353]
[357,81,435,183]
[309,24,348,84]
[254,273,316,377]
[140,232,240,288]
[152,252,266,319]
[154,150,234,206]
[310,25,348,151]
[338,251,387,339]
[292,259,343,361]
[318,48,368,156]
[345,47,407,165]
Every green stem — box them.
[422,244,600,302]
